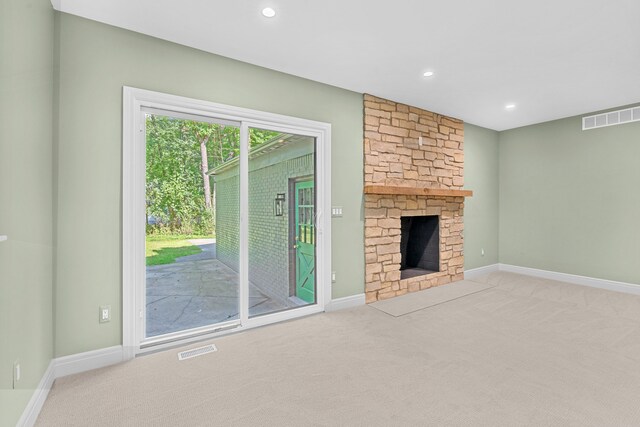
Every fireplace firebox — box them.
[400,215,440,279]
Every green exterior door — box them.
[295,180,315,303]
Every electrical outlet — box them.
[481,248,485,257]
[99,305,111,323]
[13,361,20,388]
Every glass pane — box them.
[145,113,240,337]
[247,128,316,317]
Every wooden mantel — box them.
[364,185,473,198]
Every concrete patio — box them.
[145,240,287,337]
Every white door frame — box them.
[122,87,332,358]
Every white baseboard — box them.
[54,345,124,378]
[498,263,640,295]
[464,263,500,280]
[326,293,365,311]
[16,360,55,427]
[19,346,124,425]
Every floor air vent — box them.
[583,106,640,130]
[178,344,217,361]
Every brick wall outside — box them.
[215,153,314,306]
[363,94,466,302]
[216,175,239,271]
[248,154,314,304]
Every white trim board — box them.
[54,345,125,378]
[464,264,500,281]
[498,264,640,295]
[16,360,55,427]
[326,293,365,311]
[463,263,640,296]
[18,346,124,426]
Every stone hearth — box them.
[363,94,471,303]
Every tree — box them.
[145,114,278,235]
[146,115,205,233]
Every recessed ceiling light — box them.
[423,71,435,77]
[505,104,516,110]
[262,7,276,18]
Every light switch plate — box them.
[331,207,343,217]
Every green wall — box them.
[463,124,500,269]
[499,110,640,284]
[55,13,364,357]
[0,0,54,425]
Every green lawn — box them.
[146,234,210,266]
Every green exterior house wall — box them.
[214,142,314,304]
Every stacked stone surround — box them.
[363,94,466,303]
[364,195,465,303]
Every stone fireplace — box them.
[363,94,472,303]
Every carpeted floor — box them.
[36,272,640,426]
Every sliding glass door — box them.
[123,87,329,353]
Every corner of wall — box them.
[461,123,500,270]
[52,7,61,359]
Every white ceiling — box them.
[53,0,640,131]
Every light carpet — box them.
[36,271,640,426]
[370,279,495,316]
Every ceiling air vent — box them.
[583,106,640,130]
